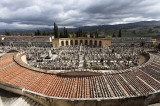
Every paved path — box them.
[21,55,28,64]
[78,54,84,68]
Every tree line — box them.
[54,22,99,38]
[4,30,52,36]
[34,29,51,35]
[5,22,122,38]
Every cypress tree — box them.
[90,32,92,38]
[118,29,122,37]
[47,32,51,35]
[37,29,42,35]
[80,29,83,37]
[112,32,115,37]
[76,32,78,37]
[54,22,57,38]
[64,27,66,37]
[66,29,69,38]
[54,22,59,38]
[5,30,11,36]
[43,31,46,35]
[95,29,98,38]
[78,28,81,37]
[34,32,37,36]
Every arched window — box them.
[75,40,78,45]
[80,40,83,45]
[94,40,97,46]
[70,40,73,45]
[61,41,64,46]
[85,40,88,45]
[66,41,68,45]
[99,41,102,46]
[90,40,92,46]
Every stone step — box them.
[10,96,41,106]
[24,97,34,106]
[0,96,4,106]
[10,97,23,106]
[23,97,30,106]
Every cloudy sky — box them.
[0,0,160,29]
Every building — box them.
[52,37,111,47]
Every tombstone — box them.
[140,42,145,47]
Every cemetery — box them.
[26,45,146,71]
[0,36,159,106]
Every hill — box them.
[1,21,160,38]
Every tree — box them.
[72,33,75,38]
[90,32,93,38]
[112,32,115,37]
[47,32,51,35]
[5,30,11,36]
[95,29,98,38]
[63,27,66,37]
[112,49,114,53]
[36,29,42,35]
[157,43,160,49]
[126,56,131,65]
[118,29,122,37]
[100,58,104,63]
[78,28,81,37]
[43,31,46,35]
[60,32,63,38]
[80,29,83,37]
[84,31,87,37]
[76,28,83,37]
[25,32,29,35]
[54,22,59,38]
[76,31,78,37]
[132,30,136,35]
[66,29,69,38]
[35,32,37,36]
[83,61,88,68]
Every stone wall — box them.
[23,90,160,106]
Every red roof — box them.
[0,53,159,99]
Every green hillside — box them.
[103,25,160,38]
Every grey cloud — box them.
[0,0,160,29]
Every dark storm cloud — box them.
[0,0,160,29]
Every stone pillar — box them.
[68,40,70,46]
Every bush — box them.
[100,58,104,63]
[45,56,51,59]
[157,43,160,49]
[84,62,88,67]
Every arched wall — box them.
[53,38,111,47]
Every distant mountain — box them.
[1,20,160,33]
[78,21,160,30]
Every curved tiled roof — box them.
[0,52,159,100]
